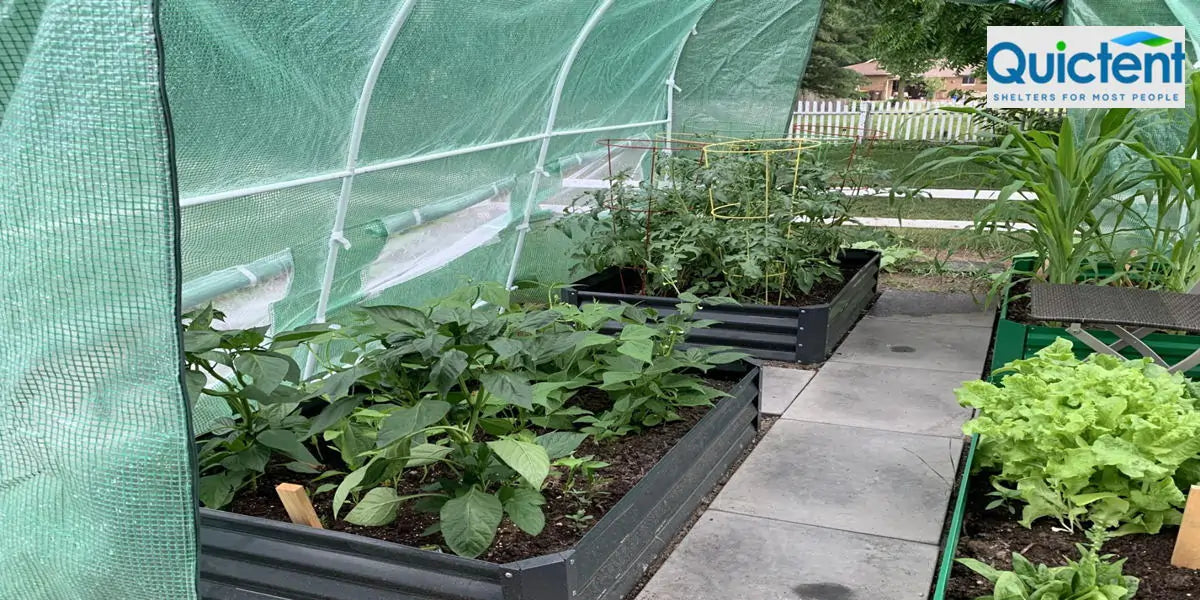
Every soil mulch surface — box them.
[602,266,855,307]
[946,475,1200,599]
[228,377,738,565]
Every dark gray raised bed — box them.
[562,249,881,362]
[199,361,762,600]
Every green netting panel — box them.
[0,1,197,599]
[359,2,596,162]
[672,0,823,134]
[160,0,397,197]
[553,0,712,132]
[156,0,835,347]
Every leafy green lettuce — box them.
[958,337,1200,534]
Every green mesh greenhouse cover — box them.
[4,0,1193,597]
[1,1,824,598]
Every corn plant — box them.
[1120,73,1200,293]
[901,106,1148,286]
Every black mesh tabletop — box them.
[1030,283,1200,333]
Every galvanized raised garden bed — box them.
[562,249,881,363]
[198,362,762,600]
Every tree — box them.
[866,0,1062,82]
[800,0,872,98]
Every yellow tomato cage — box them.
[699,137,821,305]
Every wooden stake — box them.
[1172,485,1200,569]
[275,483,323,529]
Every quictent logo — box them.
[987,26,1186,108]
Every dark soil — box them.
[603,265,855,307]
[227,377,739,565]
[1005,278,1034,324]
[945,474,1200,599]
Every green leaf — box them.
[479,371,533,409]
[284,461,320,474]
[535,431,588,460]
[487,338,525,360]
[957,558,1004,583]
[407,443,453,467]
[333,464,370,518]
[361,305,432,330]
[185,370,207,405]
[269,323,334,350]
[617,339,654,363]
[572,332,614,352]
[704,350,749,365]
[344,487,403,526]
[233,351,293,395]
[197,471,245,509]
[430,349,468,397]
[376,400,451,448]
[619,324,657,341]
[183,329,223,353]
[502,488,546,536]
[311,367,366,402]
[440,489,503,558]
[487,439,551,488]
[600,370,641,388]
[993,572,1029,600]
[531,381,578,408]
[305,395,364,437]
[256,429,318,466]
[220,444,270,473]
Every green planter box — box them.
[991,260,1200,378]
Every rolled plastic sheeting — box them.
[544,149,608,175]
[181,251,292,309]
[372,176,517,238]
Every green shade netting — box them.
[0,1,197,599]
[673,0,823,134]
[166,0,827,332]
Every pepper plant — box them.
[182,305,320,508]
[298,284,745,557]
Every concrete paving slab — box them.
[710,420,960,543]
[783,362,975,438]
[761,366,816,415]
[868,290,995,328]
[637,510,938,600]
[831,317,991,373]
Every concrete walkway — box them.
[638,291,993,600]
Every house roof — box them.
[844,59,969,79]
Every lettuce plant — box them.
[958,338,1200,534]
[958,534,1138,600]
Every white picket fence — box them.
[791,99,986,142]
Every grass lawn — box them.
[818,141,1003,190]
[845,195,992,221]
